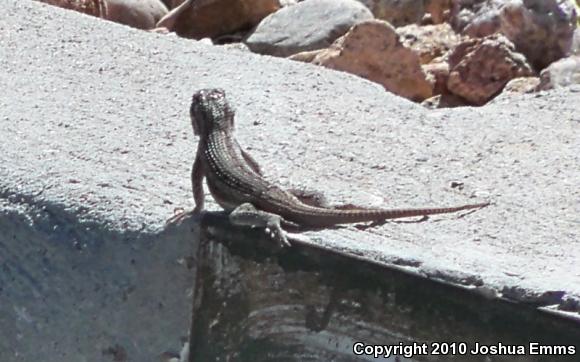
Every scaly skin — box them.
[183,88,489,228]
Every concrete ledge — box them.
[1,1,579,361]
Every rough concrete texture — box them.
[0,1,579,361]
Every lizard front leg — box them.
[191,145,205,213]
[166,144,205,225]
[229,203,297,248]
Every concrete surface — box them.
[0,1,579,361]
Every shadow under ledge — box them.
[168,212,580,362]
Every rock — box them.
[421,93,469,108]
[447,34,535,105]
[36,0,107,17]
[245,0,373,57]
[357,0,425,27]
[450,0,577,70]
[310,20,433,102]
[219,42,251,53]
[105,0,168,30]
[492,76,540,104]
[397,23,463,64]
[279,0,298,6]
[424,0,452,24]
[396,23,464,97]
[423,61,449,95]
[502,76,541,94]
[572,28,580,55]
[38,0,168,29]
[537,56,580,91]
[157,0,281,39]
[163,0,185,8]
[288,49,325,63]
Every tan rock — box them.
[157,0,280,39]
[397,23,463,64]
[447,35,535,105]
[311,20,433,102]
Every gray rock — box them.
[245,0,373,57]
[572,27,580,55]
[105,0,169,29]
[450,0,577,70]
[537,55,580,90]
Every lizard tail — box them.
[286,201,490,227]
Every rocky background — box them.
[37,0,580,107]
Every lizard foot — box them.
[229,203,292,248]
[166,207,200,226]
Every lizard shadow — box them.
[352,206,483,231]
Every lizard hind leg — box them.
[229,203,294,248]
[288,187,385,211]
[287,188,330,208]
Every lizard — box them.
[170,88,489,247]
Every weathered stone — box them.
[572,28,580,55]
[158,0,281,39]
[36,0,107,17]
[219,42,251,53]
[38,0,169,29]
[537,56,580,91]
[105,0,168,29]
[398,23,463,64]
[450,0,577,70]
[421,93,469,108]
[311,20,433,102]
[447,34,535,105]
[245,0,373,57]
[288,49,326,63]
[424,0,452,24]
[357,0,425,27]
[423,61,449,95]
[162,0,185,9]
[279,0,298,6]
[502,76,541,94]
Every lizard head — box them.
[190,88,235,137]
